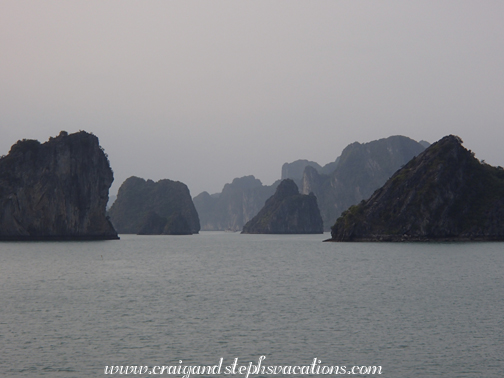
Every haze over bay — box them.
[1,1,503,196]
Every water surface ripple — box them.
[0,233,503,377]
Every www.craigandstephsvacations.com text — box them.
[104,356,383,376]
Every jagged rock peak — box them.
[329,135,504,241]
[241,179,323,234]
[274,178,300,199]
[0,130,118,240]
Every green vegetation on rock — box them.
[329,135,504,241]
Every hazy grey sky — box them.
[1,1,503,196]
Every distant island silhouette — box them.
[194,135,427,232]
[242,179,323,234]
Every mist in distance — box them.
[1,1,503,196]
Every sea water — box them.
[0,232,503,377]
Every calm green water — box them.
[0,232,503,377]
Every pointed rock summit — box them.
[329,135,504,241]
[242,179,323,234]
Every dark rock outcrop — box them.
[0,131,118,240]
[242,179,323,234]
[137,211,192,235]
[137,211,169,235]
[108,176,199,235]
[193,176,279,231]
[329,135,504,241]
[301,135,426,230]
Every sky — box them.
[1,1,503,197]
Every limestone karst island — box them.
[328,135,504,242]
[108,176,200,235]
[1,131,503,241]
[241,179,324,234]
[0,131,118,240]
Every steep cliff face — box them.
[0,131,118,240]
[108,176,199,235]
[300,166,329,202]
[301,135,426,230]
[330,135,504,241]
[242,179,323,234]
[193,176,279,231]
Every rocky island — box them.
[194,136,426,232]
[193,175,279,231]
[242,179,323,234]
[0,131,119,240]
[329,135,504,241]
[108,176,200,235]
[299,135,426,230]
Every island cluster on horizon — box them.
[1,130,503,242]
